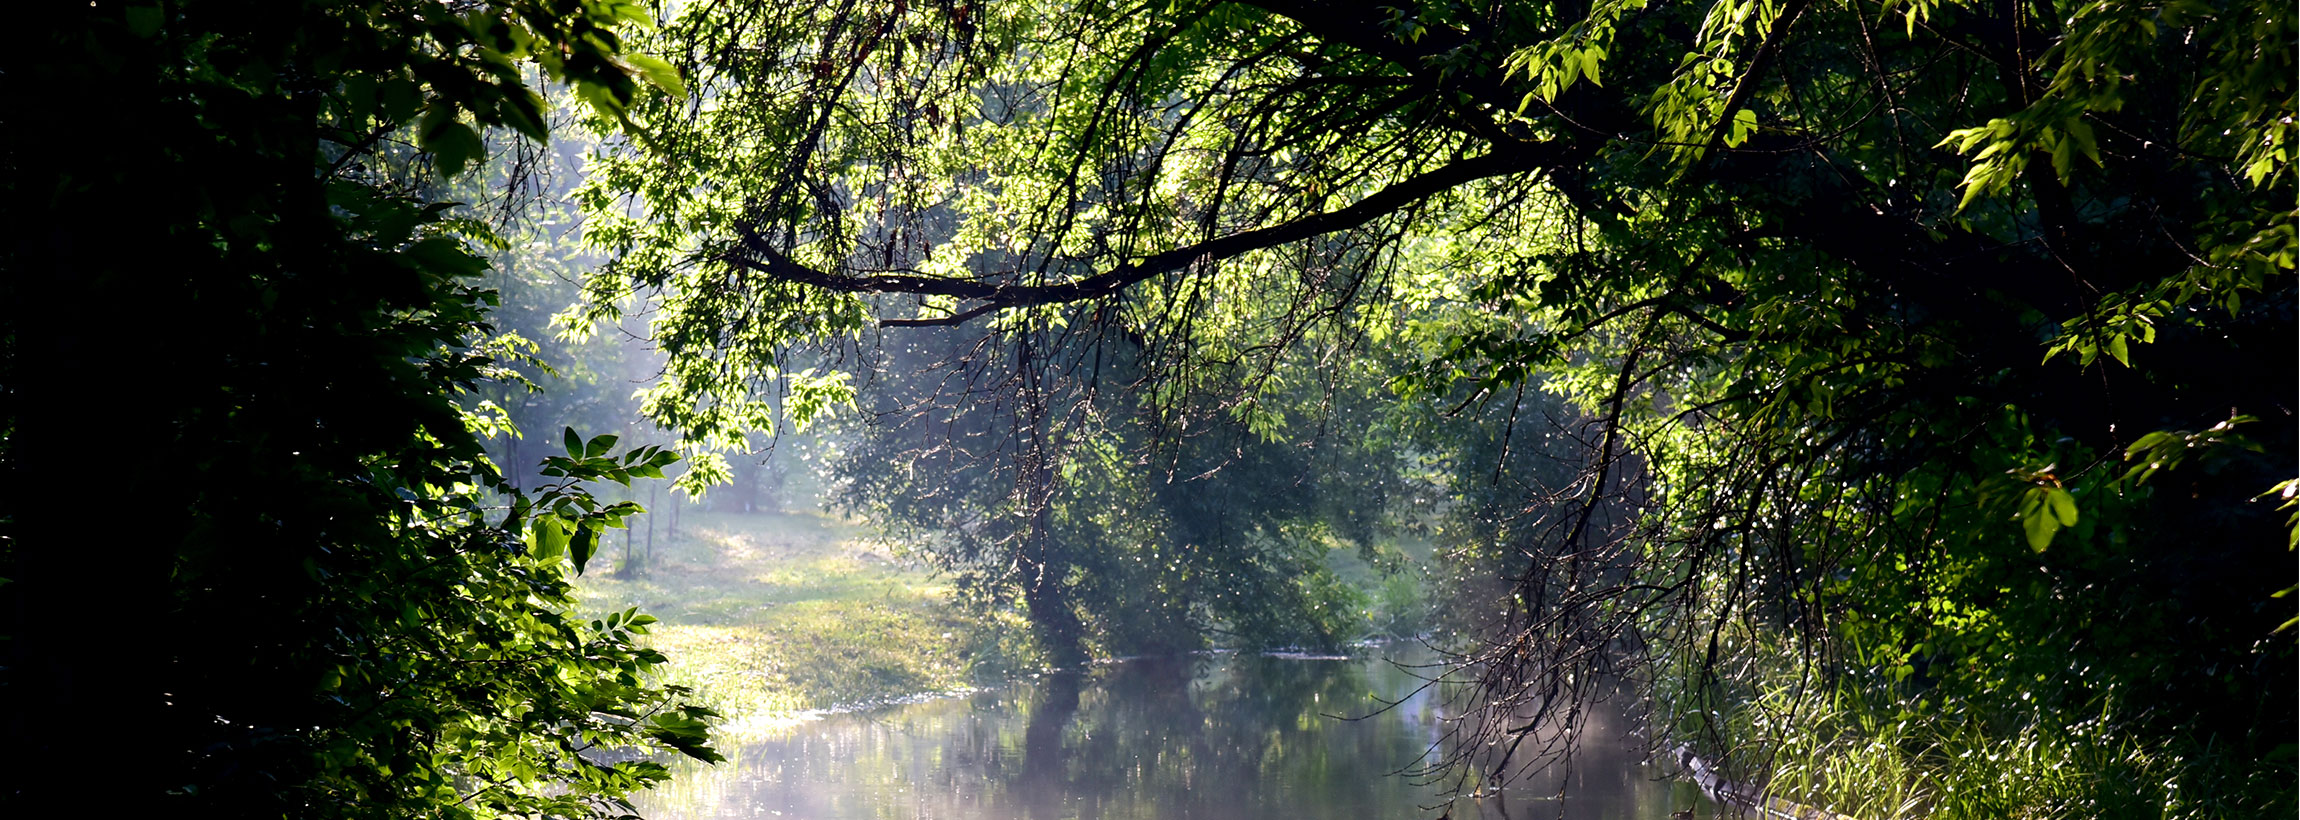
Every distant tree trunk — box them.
[617,520,637,578]
[728,457,760,513]
[1015,333,1086,667]
[502,429,521,492]
[760,453,787,512]
[1020,558,1086,667]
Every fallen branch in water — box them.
[1676,746,1861,820]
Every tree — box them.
[449,117,681,510]
[3,1,715,814]
[823,317,1409,664]
[582,0,2293,815]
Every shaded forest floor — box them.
[572,508,1029,737]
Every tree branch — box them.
[878,302,1002,328]
[1700,0,1815,151]
[725,149,1559,320]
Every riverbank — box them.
[571,499,1437,742]
[572,507,1030,736]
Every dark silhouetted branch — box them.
[724,149,1561,322]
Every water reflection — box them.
[637,649,1710,820]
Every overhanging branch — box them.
[878,302,1002,328]
[722,149,1559,325]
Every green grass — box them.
[571,507,1016,736]
[569,503,1433,737]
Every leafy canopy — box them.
[574,0,2293,814]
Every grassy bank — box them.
[571,506,1026,734]
[569,497,1437,740]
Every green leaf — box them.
[531,518,569,561]
[498,86,551,143]
[584,433,619,459]
[570,522,598,574]
[2046,488,2078,526]
[2022,510,2059,552]
[622,54,687,98]
[2066,117,2102,168]
[404,237,488,278]
[379,77,424,122]
[563,427,583,458]
[1727,108,1758,147]
[418,111,486,178]
[574,79,630,118]
[2018,486,2063,551]
[646,710,725,763]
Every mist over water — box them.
[635,647,1710,820]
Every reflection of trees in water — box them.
[999,654,1429,819]
[1018,671,1080,820]
[661,652,1702,820]
[1419,679,1691,820]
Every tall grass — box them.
[1660,645,2293,820]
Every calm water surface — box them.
[636,648,1709,820]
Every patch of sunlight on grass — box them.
[572,507,997,739]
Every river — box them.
[634,647,1712,820]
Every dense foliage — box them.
[579,0,2294,816]
[1,0,2285,814]
[3,1,716,814]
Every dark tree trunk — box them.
[1019,553,1087,668]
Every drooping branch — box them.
[1699,0,1815,151]
[721,148,1565,323]
[879,301,1003,328]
